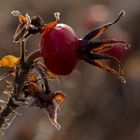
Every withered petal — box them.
[44,103,61,130]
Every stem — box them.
[0,65,32,134]
[35,63,50,94]
[0,48,39,134]
[20,41,26,63]
[25,49,42,66]
[20,32,31,64]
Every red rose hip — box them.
[41,24,79,75]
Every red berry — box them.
[40,24,79,75]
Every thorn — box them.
[11,109,19,115]
[0,73,9,81]
[11,110,22,116]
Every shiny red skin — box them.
[40,24,80,75]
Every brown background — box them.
[0,0,140,140]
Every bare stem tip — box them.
[119,10,126,17]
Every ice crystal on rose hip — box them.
[0,9,130,134]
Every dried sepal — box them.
[23,68,65,130]
[82,10,125,40]
[44,12,60,32]
[12,10,44,43]
[45,21,58,31]
[30,91,65,130]
[44,91,65,130]
[52,92,65,109]
[91,60,126,83]
[91,40,130,54]
[11,10,27,23]
[0,55,20,67]
[44,103,61,130]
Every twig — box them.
[0,40,34,134]
[20,41,26,63]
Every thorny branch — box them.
[0,11,65,134]
[0,40,32,134]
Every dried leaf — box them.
[0,55,20,67]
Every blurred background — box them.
[0,0,140,140]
